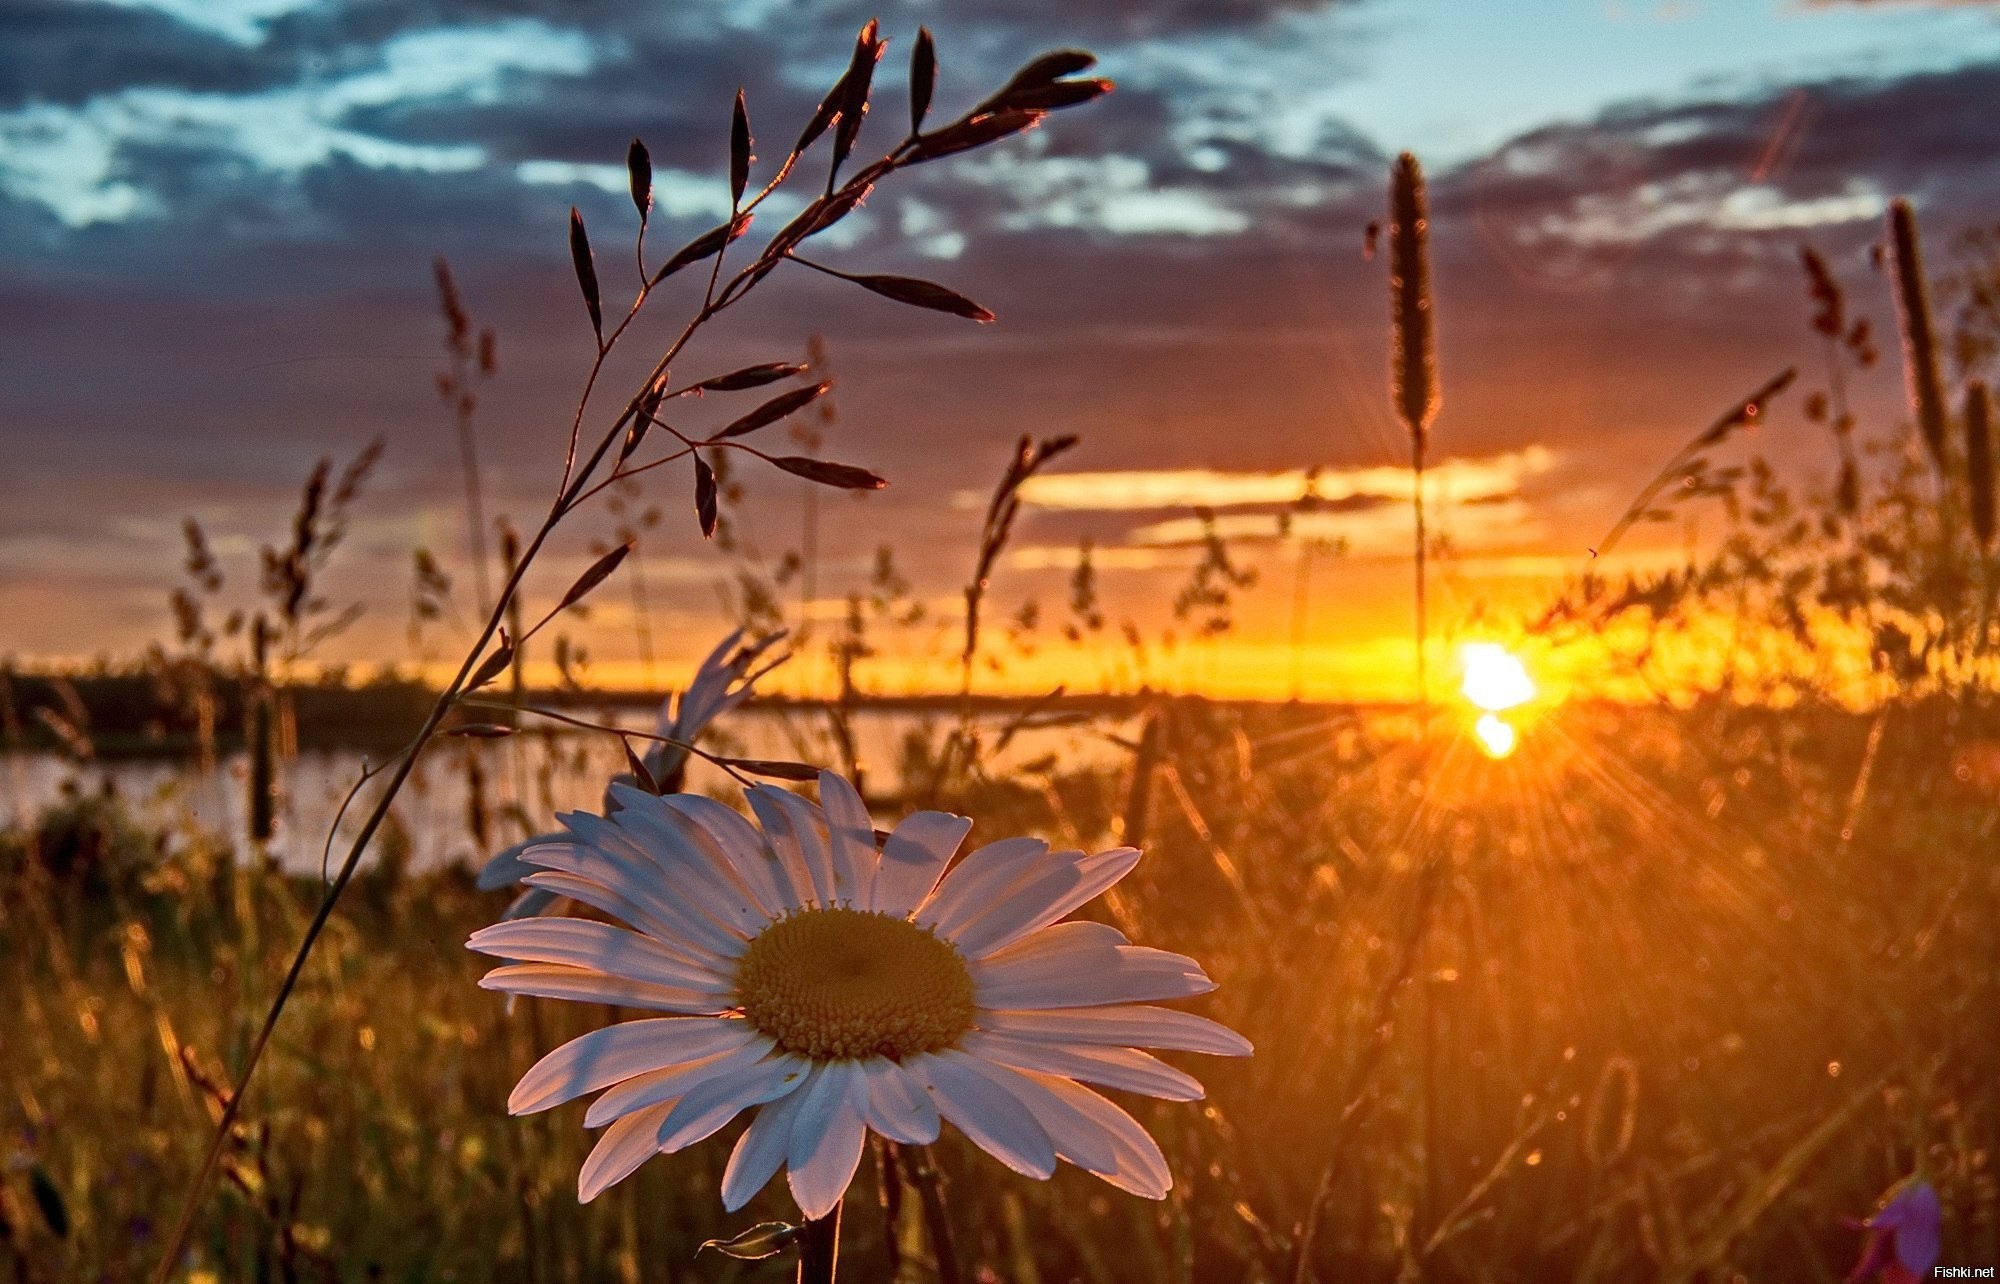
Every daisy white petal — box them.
[969,1060,1119,1173]
[976,1006,1252,1057]
[502,886,563,921]
[585,1034,778,1127]
[468,919,729,991]
[785,1061,870,1220]
[1018,1072,1173,1199]
[907,1050,1057,1178]
[974,942,1215,1010]
[947,847,1141,958]
[661,794,796,916]
[870,810,973,916]
[962,1031,1205,1101]
[859,1058,941,1145]
[579,1102,678,1203]
[480,963,734,1014]
[656,1054,813,1153]
[509,1017,753,1115]
[477,832,571,890]
[670,627,782,740]
[581,803,765,941]
[604,786,772,932]
[721,1068,820,1211]
[916,837,1051,936]
[538,817,747,960]
[815,769,878,907]
[746,785,836,906]
[640,628,787,785]
[517,871,692,954]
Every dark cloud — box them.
[0,3,275,108]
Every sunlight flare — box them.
[1472,712,1518,759]
[1459,642,1536,713]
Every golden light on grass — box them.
[1459,642,1536,758]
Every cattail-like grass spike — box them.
[1389,152,1438,449]
[1387,152,1437,713]
[1888,198,1948,469]
[1968,380,1995,549]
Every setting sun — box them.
[1460,643,1536,758]
[1459,642,1536,713]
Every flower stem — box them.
[903,1145,964,1284]
[797,1202,841,1284]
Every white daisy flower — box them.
[467,769,1249,1219]
[476,629,786,920]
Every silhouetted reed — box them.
[1968,381,1995,549]
[1889,198,1950,471]
[1388,153,1438,708]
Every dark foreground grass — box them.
[2,697,1996,1283]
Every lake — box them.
[1,702,1137,875]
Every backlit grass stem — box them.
[1388,152,1437,712]
[1889,198,1949,472]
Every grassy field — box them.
[2,694,1993,1282]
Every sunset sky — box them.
[3,0,1998,699]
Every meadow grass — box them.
[3,694,1995,1281]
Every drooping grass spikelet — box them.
[1968,380,1995,549]
[1388,152,1439,447]
[1887,198,1948,469]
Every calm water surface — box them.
[2,705,1131,874]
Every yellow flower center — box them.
[733,907,976,1061]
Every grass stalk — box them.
[797,1202,841,1284]
[1887,198,1949,473]
[1388,152,1438,715]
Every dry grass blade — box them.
[963,434,1078,676]
[1590,369,1797,561]
[1661,1071,1887,1284]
